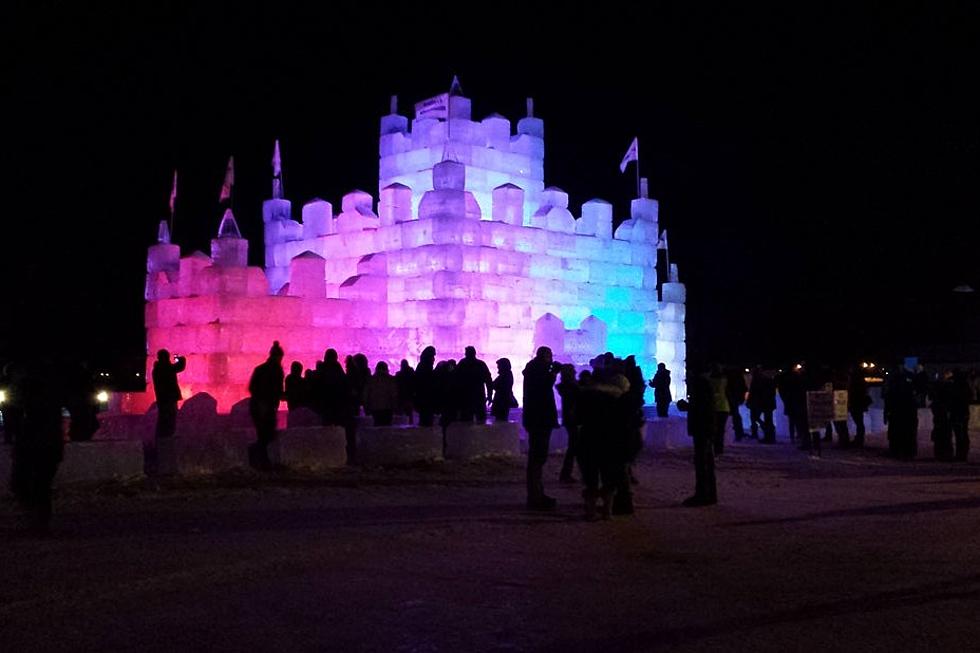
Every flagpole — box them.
[169,169,177,240]
[635,139,641,199]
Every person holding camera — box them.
[522,347,561,511]
[152,349,186,440]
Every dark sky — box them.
[2,1,978,374]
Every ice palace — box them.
[136,87,686,413]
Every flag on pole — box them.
[168,169,178,216]
[619,137,638,173]
[271,140,284,200]
[219,156,234,203]
[415,93,449,120]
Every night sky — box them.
[3,2,978,380]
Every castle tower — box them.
[211,209,248,267]
[378,83,546,224]
[145,220,180,301]
[262,139,302,292]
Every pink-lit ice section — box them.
[133,90,686,413]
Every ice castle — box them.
[138,88,686,412]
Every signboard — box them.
[415,93,449,120]
[806,390,834,430]
[833,390,848,421]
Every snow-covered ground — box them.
[3,437,980,652]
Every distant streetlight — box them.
[96,391,109,404]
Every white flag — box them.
[415,93,449,120]
[619,137,638,173]
[168,169,177,215]
[272,140,281,177]
[219,156,234,203]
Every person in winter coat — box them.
[489,357,516,422]
[364,361,399,426]
[649,363,672,418]
[523,347,560,511]
[248,341,285,470]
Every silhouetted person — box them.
[284,361,308,411]
[316,349,348,426]
[248,341,284,470]
[912,364,929,408]
[66,360,99,442]
[649,363,672,418]
[489,357,516,423]
[435,358,459,429]
[622,355,645,490]
[577,366,632,520]
[708,365,730,455]
[929,371,953,460]
[523,346,560,511]
[624,356,645,412]
[824,366,851,448]
[884,367,918,459]
[7,359,65,534]
[747,366,777,443]
[725,367,747,441]
[350,353,370,417]
[395,359,416,424]
[414,346,437,427]
[455,346,493,422]
[848,366,871,448]
[677,364,717,506]
[777,366,806,443]
[365,361,398,426]
[152,349,185,439]
[556,364,580,483]
[950,369,972,461]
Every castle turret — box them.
[380,94,409,136]
[145,220,181,300]
[263,138,292,225]
[379,86,546,222]
[211,209,248,267]
[418,158,481,221]
[148,221,180,278]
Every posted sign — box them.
[806,390,834,430]
[833,390,849,421]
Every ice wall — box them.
[139,88,686,414]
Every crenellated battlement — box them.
[138,86,685,414]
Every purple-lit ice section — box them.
[134,89,686,413]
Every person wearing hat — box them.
[248,341,285,470]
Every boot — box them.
[582,489,599,521]
[599,488,615,520]
[612,490,634,516]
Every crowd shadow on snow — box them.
[539,573,980,652]
[0,497,587,542]
[720,494,980,528]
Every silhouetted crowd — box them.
[4,344,980,534]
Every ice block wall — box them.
[138,88,686,414]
